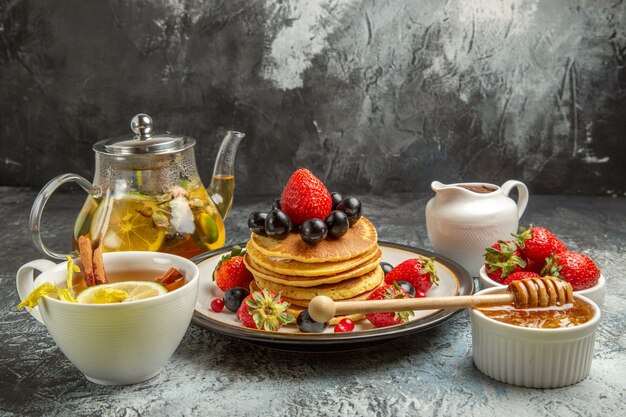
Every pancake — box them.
[254,266,384,301]
[249,217,378,263]
[244,250,382,287]
[280,281,385,308]
[249,281,365,325]
[246,244,380,277]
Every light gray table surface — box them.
[1,188,624,416]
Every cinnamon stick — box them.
[155,267,184,286]
[92,240,108,285]
[78,236,95,286]
[77,235,108,286]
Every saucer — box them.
[192,242,473,351]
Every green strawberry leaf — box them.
[512,225,533,249]
[422,256,439,286]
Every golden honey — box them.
[476,298,594,329]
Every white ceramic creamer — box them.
[425,180,528,276]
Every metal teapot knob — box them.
[131,113,153,139]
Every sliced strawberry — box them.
[365,284,414,328]
[483,240,526,283]
[542,251,600,291]
[280,169,332,225]
[513,225,567,265]
[213,246,253,291]
[384,257,439,294]
[236,298,257,328]
[236,290,295,331]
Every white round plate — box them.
[192,242,473,350]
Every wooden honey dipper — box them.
[308,276,574,324]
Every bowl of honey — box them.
[469,286,601,388]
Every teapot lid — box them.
[93,114,195,155]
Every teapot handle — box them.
[29,173,95,260]
[500,180,529,220]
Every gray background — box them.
[1,0,624,196]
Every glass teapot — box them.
[30,114,245,260]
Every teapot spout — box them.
[207,131,245,220]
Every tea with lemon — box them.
[71,268,184,298]
[73,180,225,259]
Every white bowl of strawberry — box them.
[478,226,606,307]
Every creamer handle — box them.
[16,259,57,324]
[500,180,529,219]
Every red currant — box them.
[334,318,355,333]
[211,298,225,312]
[415,291,426,298]
[334,323,347,333]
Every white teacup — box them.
[16,251,199,385]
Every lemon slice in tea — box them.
[91,194,166,252]
[77,281,167,304]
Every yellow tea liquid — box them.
[207,175,234,220]
[71,268,185,294]
[73,181,225,259]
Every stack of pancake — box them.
[244,217,384,325]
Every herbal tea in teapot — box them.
[30,114,244,260]
[73,178,228,259]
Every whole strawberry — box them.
[483,240,526,283]
[542,251,600,291]
[281,169,332,225]
[213,246,254,291]
[501,271,541,285]
[513,225,567,265]
[384,257,439,294]
[236,289,295,331]
[522,256,544,274]
[365,284,414,328]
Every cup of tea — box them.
[16,251,199,385]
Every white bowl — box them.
[16,252,199,385]
[469,287,601,388]
[478,265,606,307]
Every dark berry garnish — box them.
[265,209,292,239]
[330,192,343,210]
[325,210,349,239]
[297,310,329,333]
[210,298,225,312]
[336,197,362,225]
[223,287,250,312]
[247,211,268,236]
[271,199,281,210]
[300,218,328,245]
[334,318,355,333]
[380,262,394,276]
[290,223,301,233]
[396,281,416,298]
